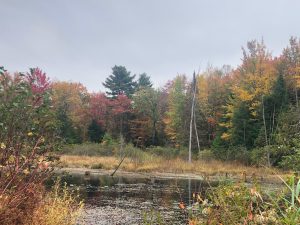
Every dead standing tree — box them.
[188,72,199,163]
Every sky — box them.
[1,0,300,92]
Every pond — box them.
[57,171,216,225]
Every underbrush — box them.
[28,179,84,225]
[185,176,300,225]
[0,178,83,225]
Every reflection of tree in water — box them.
[61,173,209,224]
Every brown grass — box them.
[59,155,277,177]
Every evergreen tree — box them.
[231,102,259,148]
[256,71,289,146]
[88,119,104,143]
[103,65,136,98]
[57,106,82,144]
[271,72,288,111]
[137,73,152,90]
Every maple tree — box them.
[88,92,109,127]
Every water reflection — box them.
[58,172,215,224]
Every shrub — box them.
[198,149,215,161]
[28,179,84,225]
[187,176,300,225]
[125,144,152,164]
[0,67,60,224]
[279,148,300,171]
[146,146,180,159]
[101,133,116,146]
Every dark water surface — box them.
[58,172,215,225]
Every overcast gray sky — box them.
[1,0,299,91]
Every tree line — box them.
[2,37,300,169]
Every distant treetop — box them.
[103,65,137,98]
[137,73,153,90]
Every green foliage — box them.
[137,73,153,89]
[146,146,180,159]
[231,102,259,148]
[189,177,300,225]
[198,149,215,161]
[87,119,105,143]
[132,88,162,146]
[164,75,188,147]
[280,149,300,171]
[57,106,82,144]
[103,65,137,98]
[101,133,116,146]
[124,144,152,164]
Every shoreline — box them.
[55,167,285,185]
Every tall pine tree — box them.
[103,65,136,98]
[137,73,153,90]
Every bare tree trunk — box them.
[188,93,195,163]
[262,95,268,145]
[296,87,299,108]
[294,67,299,108]
[152,121,156,145]
[119,134,124,159]
[271,105,276,142]
[243,120,246,145]
[188,73,196,163]
[262,95,271,167]
[193,111,200,153]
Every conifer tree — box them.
[103,65,136,98]
[137,73,152,90]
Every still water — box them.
[58,172,215,225]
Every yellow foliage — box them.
[221,132,231,140]
[28,179,84,225]
[52,81,89,139]
[196,75,208,103]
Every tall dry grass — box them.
[28,179,84,225]
[59,155,275,176]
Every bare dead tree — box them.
[188,72,197,163]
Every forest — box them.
[45,37,300,169]
[2,37,300,225]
